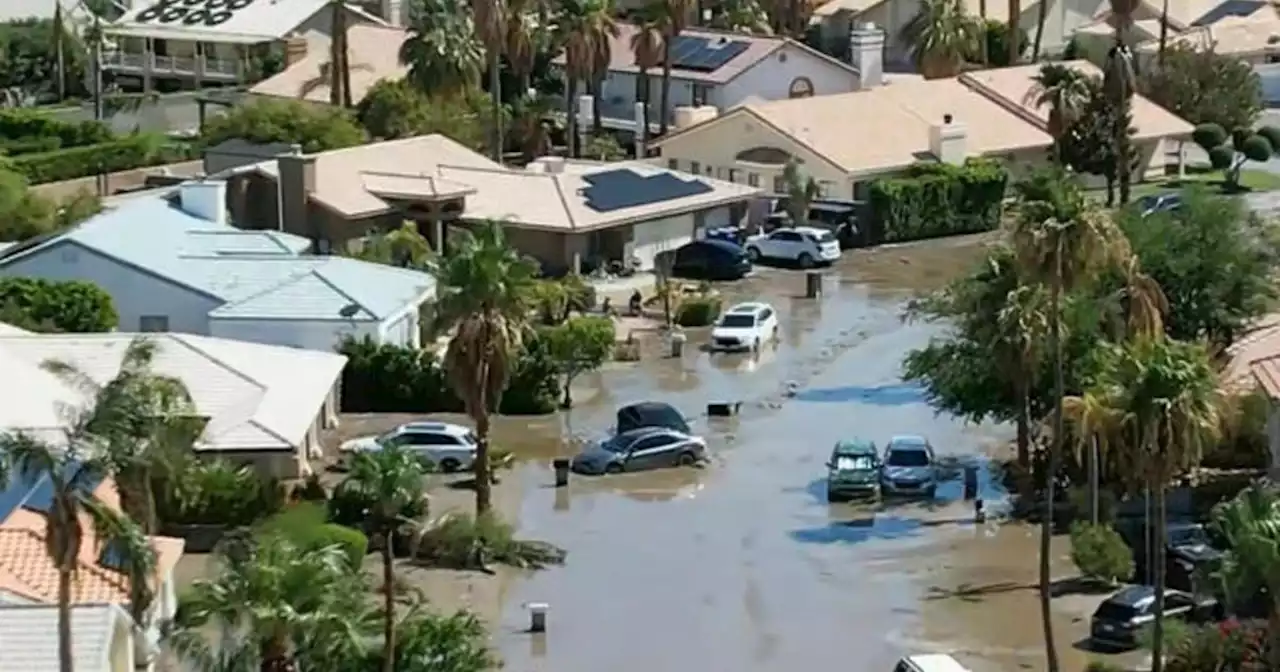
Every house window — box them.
[668,158,679,170]
[818,180,836,197]
[690,160,701,174]
[692,84,710,106]
[748,173,760,187]
[727,168,739,183]
[704,164,714,176]
[772,175,786,194]
[139,315,169,332]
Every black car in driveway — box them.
[669,239,752,281]
[1090,585,1222,650]
[1121,520,1224,592]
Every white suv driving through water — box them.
[745,226,841,268]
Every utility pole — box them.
[92,13,105,197]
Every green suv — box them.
[825,439,881,502]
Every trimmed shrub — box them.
[675,296,722,327]
[337,332,559,416]
[1238,134,1273,162]
[1208,145,1236,170]
[0,277,117,332]
[1259,125,1280,152]
[1193,123,1228,152]
[1069,522,1134,585]
[866,159,1008,245]
[257,502,369,569]
[0,109,113,155]
[9,135,179,184]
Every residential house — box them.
[1072,0,1278,63]
[650,60,1193,200]
[0,460,184,667]
[553,23,877,132]
[0,180,436,352]
[248,23,409,105]
[103,0,397,91]
[1132,13,1280,67]
[0,325,347,478]
[0,603,136,672]
[217,134,762,274]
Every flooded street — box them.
[487,235,1111,672]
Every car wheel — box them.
[676,452,697,467]
[747,246,762,262]
[604,462,624,474]
[826,490,841,503]
[438,458,461,473]
[797,252,814,268]
[752,338,760,352]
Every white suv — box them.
[710,302,778,352]
[339,421,478,472]
[745,226,841,268]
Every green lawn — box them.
[1086,167,1280,202]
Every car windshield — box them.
[462,432,478,445]
[601,436,633,453]
[833,455,876,470]
[886,449,929,467]
[376,431,400,445]
[1168,526,1210,547]
[1095,601,1138,621]
[720,314,756,328]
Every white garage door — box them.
[629,215,696,271]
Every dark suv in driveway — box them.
[1090,585,1222,650]
[1121,521,1224,592]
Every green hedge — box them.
[0,277,117,332]
[0,109,113,156]
[338,333,560,415]
[866,159,1008,244]
[676,296,722,327]
[10,135,196,184]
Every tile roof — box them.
[108,0,381,43]
[0,602,128,672]
[9,197,434,322]
[1136,13,1280,55]
[0,332,346,452]
[244,135,762,231]
[0,528,130,604]
[554,23,856,85]
[249,24,410,104]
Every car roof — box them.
[904,654,971,672]
[1106,584,1170,607]
[614,426,680,442]
[399,421,471,436]
[792,226,828,236]
[726,302,769,315]
[834,439,877,454]
[888,435,929,448]
[692,238,746,254]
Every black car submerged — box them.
[1090,585,1221,650]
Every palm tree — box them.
[1009,170,1133,672]
[1157,0,1170,64]
[400,0,486,98]
[53,3,67,100]
[657,0,693,135]
[560,0,618,155]
[508,93,556,161]
[505,0,542,94]
[1104,0,1139,204]
[1007,0,1021,65]
[1024,64,1093,165]
[1074,337,1221,672]
[334,446,428,672]
[1212,483,1280,669]
[765,0,808,36]
[587,8,621,135]
[171,534,370,672]
[630,11,664,141]
[328,0,354,107]
[709,0,772,33]
[355,222,436,266]
[0,432,145,672]
[428,222,538,514]
[899,0,981,79]
[782,158,819,225]
[473,0,507,161]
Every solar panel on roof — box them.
[0,470,45,521]
[1191,0,1263,25]
[667,36,750,72]
[21,474,55,513]
[581,169,715,212]
[98,539,128,573]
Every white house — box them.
[0,603,138,672]
[103,0,398,91]
[0,325,347,478]
[0,181,436,353]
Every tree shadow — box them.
[923,581,1031,603]
[1049,575,1115,598]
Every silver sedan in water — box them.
[571,427,707,475]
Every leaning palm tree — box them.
[1076,337,1221,672]
[473,0,508,161]
[899,0,981,79]
[657,0,693,135]
[334,446,428,672]
[1024,63,1093,165]
[1104,0,1139,204]
[428,222,538,514]
[1211,483,1280,669]
[630,10,664,140]
[400,0,486,98]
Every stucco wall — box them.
[207,317,383,352]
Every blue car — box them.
[880,435,938,499]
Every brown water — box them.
[484,235,1147,672]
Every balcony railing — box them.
[102,51,243,80]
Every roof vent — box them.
[943,113,953,124]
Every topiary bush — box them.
[1258,125,1280,152]
[866,159,1008,245]
[1069,521,1134,585]
[1193,123,1228,152]
[675,296,722,327]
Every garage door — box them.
[629,215,695,271]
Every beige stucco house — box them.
[649,61,1193,199]
[1072,0,1279,65]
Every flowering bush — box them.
[1166,618,1267,672]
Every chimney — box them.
[283,36,308,67]
[379,0,404,26]
[277,152,317,241]
[849,22,885,90]
[929,114,967,165]
[179,179,228,226]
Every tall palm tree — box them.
[1157,0,1170,64]
[505,0,542,94]
[473,0,508,161]
[560,0,617,155]
[53,3,67,100]
[1009,170,1133,672]
[0,432,143,672]
[630,11,664,142]
[1024,64,1093,165]
[657,0,693,135]
[587,7,620,134]
[334,446,428,672]
[1104,0,1139,204]
[400,0,486,98]
[1074,337,1221,672]
[710,0,772,33]
[1007,0,1021,65]
[428,222,538,514]
[899,0,981,79]
[1212,483,1280,669]
[171,535,370,672]
[328,0,354,107]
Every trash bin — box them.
[552,458,570,488]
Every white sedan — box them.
[745,226,841,268]
[710,302,778,352]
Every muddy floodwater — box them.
[476,234,1141,672]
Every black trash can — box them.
[962,465,979,500]
[553,458,571,488]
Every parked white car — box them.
[710,302,778,352]
[745,226,841,268]
[339,421,478,472]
